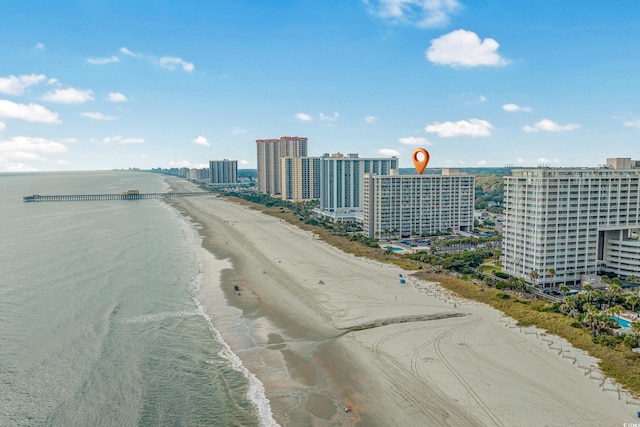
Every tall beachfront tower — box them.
[319,153,398,222]
[256,136,308,195]
[363,169,475,239]
[502,158,640,288]
[281,157,321,201]
[209,159,238,184]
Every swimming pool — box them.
[612,316,632,328]
[383,246,403,252]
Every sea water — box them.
[0,171,273,426]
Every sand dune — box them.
[168,179,638,426]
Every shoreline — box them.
[166,178,638,426]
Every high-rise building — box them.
[363,169,475,239]
[209,159,237,184]
[319,153,398,222]
[502,158,640,288]
[256,136,308,194]
[281,157,321,201]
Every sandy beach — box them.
[167,178,638,426]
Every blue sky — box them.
[1,0,640,172]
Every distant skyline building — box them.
[363,169,475,239]
[256,136,308,195]
[209,159,237,185]
[281,156,321,201]
[320,153,398,222]
[502,157,640,288]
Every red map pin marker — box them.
[412,148,430,174]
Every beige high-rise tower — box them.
[256,136,308,194]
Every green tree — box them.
[558,285,571,298]
[607,283,622,305]
[547,268,556,284]
[529,270,539,285]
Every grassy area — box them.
[224,195,640,398]
[478,264,500,275]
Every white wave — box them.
[120,310,199,324]
[194,298,280,427]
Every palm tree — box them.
[607,283,622,305]
[632,322,640,335]
[558,285,571,298]
[627,294,640,313]
[607,305,625,321]
[582,283,593,302]
[529,270,539,285]
[547,268,556,286]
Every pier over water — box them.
[23,191,215,203]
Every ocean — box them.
[0,171,275,427]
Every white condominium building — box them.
[502,158,640,288]
[256,136,308,195]
[363,169,475,239]
[281,157,321,201]
[320,153,398,221]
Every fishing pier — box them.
[23,190,215,203]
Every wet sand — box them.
[167,178,638,426]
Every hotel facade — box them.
[319,153,398,222]
[363,169,475,239]
[502,158,640,288]
[256,136,308,195]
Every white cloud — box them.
[0,121,5,131]
[231,127,246,135]
[378,148,400,156]
[0,74,47,95]
[623,119,640,128]
[35,42,45,50]
[364,115,378,123]
[107,92,127,102]
[426,29,508,68]
[159,56,194,73]
[0,161,38,172]
[193,136,210,146]
[476,160,487,166]
[522,119,580,132]
[398,136,431,145]
[169,160,191,168]
[457,92,487,105]
[47,78,59,85]
[0,136,68,155]
[87,55,120,65]
[42,88,94,104]
[101,135,144,144]
[295,113,313,121]
[365,0,461,28]
[425,118,493,137]
[503,103,532,112]
[0,100,60,123]
[239,159,251,166]
[81,112,115,121]
[120,47,136,56]
[319,112,339,122]
[537,157,560,164]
